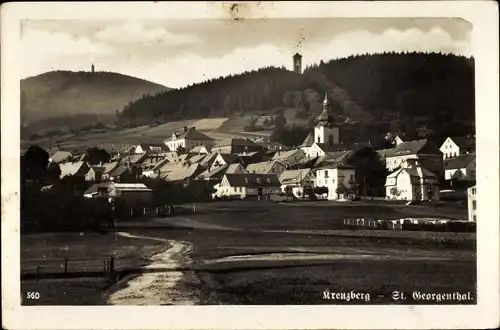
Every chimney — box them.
[183,126,188,132]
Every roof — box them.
[214,138,258,148]
[190,145,211,153]
[102,162,118,174]
[315,163,355,170]
[386,165,437,184]
[246,160,283,174]
[124,153,147,164]
[109,165,129,177]
[59,161,86,178]
[444,154,475,170]
[376,148,395,158]
[226,163,245,174]
[199,152,219,167]
[224,173,281,187]
[272,148,305,160]
[110,182,153,192]
[300,132,314,147]
[50,151,72,163]
[314,150,354,167]
[188,154,207,164]
[158,162,201,182]
[315,143,349,153]
[214,153,242,166]
[198,164,229,179]
[256,141,288,151]
[279,169,312,185]
[165,127,214,142]
[90,166,106,174]
[386,139,430,157]
[293,53,302,58]
[449,137,476,151]
[83,183,107,195]
[97,143,136,154]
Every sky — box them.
[21,17,472,89]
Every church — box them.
[300,92,343,158]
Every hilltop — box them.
[21,70,171,132]
[118,52,475,142]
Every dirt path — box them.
[106,233,198,305]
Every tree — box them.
[389,187,401,198]
[313,186,329,198]
[274,111,287,129]
[86,147,111,165]
[22,145,50,185]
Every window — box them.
[256,178,261,184]
[349,174,354,182]
[472,200,476,210]
[324,170,329,178]
[473,215,477,222]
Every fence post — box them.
[64,257,68,274]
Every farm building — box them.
[163,126,215,152]
[214,173,281,199]
[279,168,315,198]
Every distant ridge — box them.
[21,70,172,124]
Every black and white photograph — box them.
[2,1,499,329]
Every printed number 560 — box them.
[26,292,40,300]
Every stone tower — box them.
[293,53,302,74]
[314,91,340,145]
[91,64,95,73]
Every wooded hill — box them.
[118,52,475,141]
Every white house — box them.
[314,163,356,200]
[131,143,165,154]
[305,142,347,159]
[444,154,476,183]
[467,185,477,222]
[246,160,286,176]
[439,136,475,159]
[214,173,281,199]
[385,159,440,201]
[279,168,315,198]
[384,139,443,175]
[163,126,215,152]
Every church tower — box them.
[314,91,340,145]
[293,53,302,74]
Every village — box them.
[28,91,477,228]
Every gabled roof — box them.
[300,132,314,147]
[214,153,242,166]
[279,169,312,185]
[190,145,211,154]
[109,165,129,177]
[444,154,475,170]
[246,160,283,174]
[313,150,355,167]
[188,154,207,164]
[315,163,355,170]
[110,182,153,192]
[165,127,214,142]
[449,137,476,151]
[90,166,106,175]
[199,152,219,167]
[83,183,107,196]
[224,173,281,187]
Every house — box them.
[92,182,153,205]
[384,139,443,175]
[439,136,476,159]
[279,168,315,198]
[59,161,90,179]
[49,150,73,164]
[108,165,141,183]
[190,145,211,154]
[97,143,136,155]
[131,143,165,154]
[163,126,215,152]
[467,185,477,222]
[256,141,289,153]
[314,163,357,200]
[120,153,148,166]
[141,157,170,178]
[238,151,270,165]
[299,132,315,155]
[385,159,440,201]
[211,138,264,155]
[443,154,476,183]
[272,149,307,168]
[101,162,119,181]
[246,160,286,176]
[214,173,281,199]
[312,150,355,169]
[85,166,106,182]
[198,152,220,169]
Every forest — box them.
[117,52,475,142]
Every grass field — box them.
[21,201,476,305]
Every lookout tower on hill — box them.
[293,53,302,74]
[91,64,95,73]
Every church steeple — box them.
[317,91,333,126]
